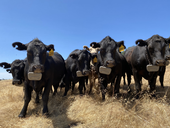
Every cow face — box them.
[12,39,54,73]
[99,36,123,68]
[11,60,25,85]
[0,60,25,85]
[70,50,91,76]
[136,35,167,66]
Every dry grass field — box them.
[1,66,170,128]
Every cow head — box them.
[12,38,54,74]
[136,35,167,66]
[83,42,100,64]
[99,36,124,68]
[0,60,25,85]
[70,49,91,76]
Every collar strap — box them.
[145,46,152,65]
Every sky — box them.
[0,0,170,79]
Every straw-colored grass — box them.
[1,65,170,128]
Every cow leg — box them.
[42,83,52,115]
[127,73,132,93]
[99,77,107,100]
[51,86,54,94]
[88,75,93,94]
[35,91,40,104]
[132,69,142,98]
[83,80,86,94]
[78,78,84,95]
[19,82,32,118]
[63,75,70,96]
[85,76,88,85]
[114,75,121,96]
[71,81,75,94]
[109,77,115,96]
[159,66,165,88]
[53,83,59,96]
[149,73,158,93]
[123,74,126,85]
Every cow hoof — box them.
[135,95,139,99]
[127,89,132,94]
[18,113,25,118]
[43,113,49,118]
[52,93,56,96]
[62,94,67,97]
[35,100,40,104]
[151,94,157,99]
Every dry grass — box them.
[1,66,170,128]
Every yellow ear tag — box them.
[49,49,54,56]
[93,57,97,63]
[119,45,125,52]
[169,44,170,48]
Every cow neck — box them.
[145,46,152,65]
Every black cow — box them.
[130,35,170,97]
[0,59,26,86]
[0,59,41,104]
[95,36,126,100]
[62,49,91,96]
[0,58,54,104]
[12,38,65,117]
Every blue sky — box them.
[0,0,170,79]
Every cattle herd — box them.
[0,34,170,118]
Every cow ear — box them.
[90,42,100,48]
[117,41,126,48]
[166,37,170,44]
[117,41,126,52]
[0,62,11,69]
[12,42,27,50]
[83,45,89,51]
[6,69,11,73]
[135,39,148,46]
[46,44,55,51]
[70,54,78,59]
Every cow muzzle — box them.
[32,65,44,73]
[106,60,115,68]
[12,79,23,86]
[155,60,166,66]
[166,55,170,60]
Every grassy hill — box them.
[1,65,170,128]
